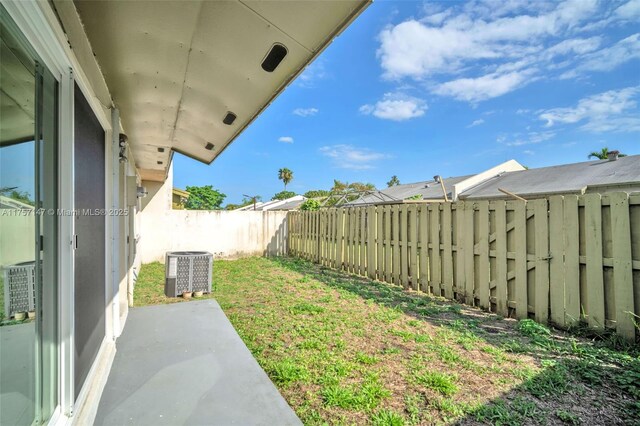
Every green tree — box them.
[299,199,321,211]
[271,190,296,201]
[0,187,34,205]
[278,168,293,190]
[303,189,330,198]
[387,175,400,187]
[588,147,627,160]
[184,185,226,210]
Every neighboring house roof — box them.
[346,160,526,206]
[461,155,640,200]
[270,198,306,211]
[347,175,472,206]
[235,195,306,211]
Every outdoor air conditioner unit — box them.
[165,251,213,297]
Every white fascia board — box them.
[453,159,526,201]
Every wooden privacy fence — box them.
[287,192,640,341]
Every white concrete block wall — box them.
[138,164,288,264]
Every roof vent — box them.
[157,147,165,153]
[223,112,236,125]
[607,150,619,161]
[261,43,287,72]
[157,160,163,165]
[205,142,214,150]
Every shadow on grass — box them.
[272,256,640,425]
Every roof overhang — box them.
[72,0,370,181]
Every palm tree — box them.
[387,175,400,187]
[588,147,627,160]
[278,168,293,190]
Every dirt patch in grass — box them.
[135,257,640,425]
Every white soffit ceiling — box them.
[73,0,370,181]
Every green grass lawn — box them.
[134,257,639,425]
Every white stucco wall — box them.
[138,164,288,264]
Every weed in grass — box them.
[355,351,379,365]
[404,393,424,425]
[430,397,469,419]
[555,409,581,425]
[382,346,401,355]
[414,370,458,396]
[482,345,507,362]
[289,302,325,315]
[473,397,541,426]
[371,409,406,426]
[524,360,569,398]
[322,374,391,411]
[265,359,309,386]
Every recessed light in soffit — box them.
[261,43,288,72]
[223,112,237,125]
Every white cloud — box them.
[297,60,327,88]
[374,0,637,103]
[523,150,535,155]
[539,86,640,132]
[319,144,389,170]
[292,107,319,117]
[434,70,533,103]
[467,119,485,127]
[560,33,640,79]
[360,93,427,121]
[278,136,294,144]
[615,0,640,19]
[501,131,556,146]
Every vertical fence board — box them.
[384,205,392,283]
[463,202,475,305]
[392,205,401,285]
[367,206,377,280]
[494,200,508,316]
[336,209,344,271]
[549,196,566,327]
[419,205,429,293]
[360,208,367,276]
[610,192,635,340]
[514,201,528,319]
[563,196,580,325]
[455,203,466,301]
[442,203,454,299]
[477,201,490,309]
[400,205,410,288]
[534,199,550,324]
[376,206,384,281]
[585,194,605,329]
[430,204,441,295]
[409,205,419,290]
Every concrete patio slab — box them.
[94,300,301,426]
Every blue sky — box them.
[174,0,640,205]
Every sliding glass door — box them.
[0,8,59,425]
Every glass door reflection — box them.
[0,8,58,425]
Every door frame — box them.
[2,1,118,423]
